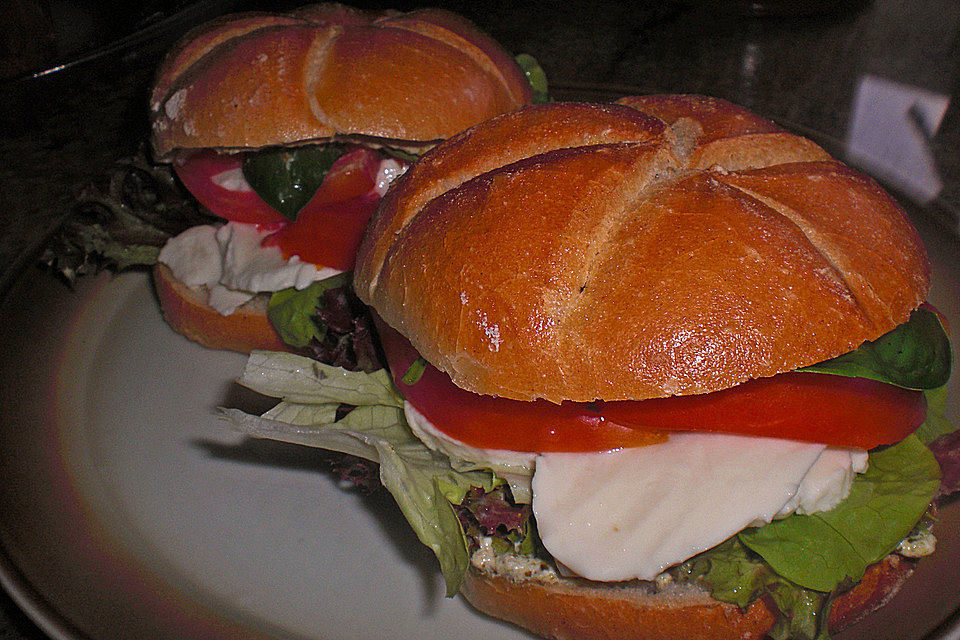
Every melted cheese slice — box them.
[532,432,867,582]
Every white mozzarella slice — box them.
[216,223,330,293]
[532,433,864,582]
[157,224,222,287]
[158,222,340,315]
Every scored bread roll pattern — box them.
[150,4,533,157]
[354,96,930,403]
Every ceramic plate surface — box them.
[0,268,534,640]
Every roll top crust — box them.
[354,96,930,403]
[150,3,533,158]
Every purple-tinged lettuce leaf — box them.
[930,429,960,499]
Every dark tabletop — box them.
[1,0,958,637]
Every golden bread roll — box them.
[150,3,533,158]
[153,263,287,353]
[354,96,929,403]
[461,553,913,640]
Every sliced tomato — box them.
[378,324,927,453]
[176,146,394,270]
[597,372,926,450]
[380,324,666,452]
[262,194,380,271]
[173,150,288,227]
[262,147,384,270]
[308,146,382,204]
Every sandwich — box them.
[223,95,956,639]
[145,2,537,354]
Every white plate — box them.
[0,208,957,640]
[0,269,530,640]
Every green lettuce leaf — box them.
[764,580,833,640]
[738,435,940,592]
[223,350,499,595]
[238,350,400,406]
[677,537,830,640]
[915,385,955,444]
[800,307,951,390]
[266,273,351,348]
[678,436,941,639]
[242,144,345,221]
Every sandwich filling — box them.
[158,221,340,315]
[222,306,953,640]
[406,401,869,581]
[157,144,406,315]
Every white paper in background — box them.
[845,74,950,205]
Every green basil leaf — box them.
[267,273,350,348]
[515,53,550,104]
[242,144,345,221]
[800,307,951,390]
[738,435,940,592]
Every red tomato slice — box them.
[309,146,382,204]
[380,324,667,452]
[597,373,926,450]
[263,194,380,271]
[378,324,927,452]
[173,150,288,227]
[263,147,385,270]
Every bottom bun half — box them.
[152,263,288,353]
[460,554,912,640]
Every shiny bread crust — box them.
[153,263,288,353]
[461,554,913,640]
[353,96,930,402]
[150,3,532,157]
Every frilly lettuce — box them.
[220,351,499,595]
[266,273,350,349]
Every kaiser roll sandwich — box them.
[226,95,956,640]
[148,2,535,354]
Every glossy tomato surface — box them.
[262,147,384,270]
[378,323,927,452]
[173,150,288,227]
